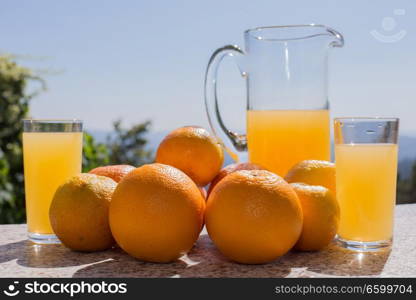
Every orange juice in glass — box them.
[334,118,399,251]
[23,119,83,244]
[204,25,343,175]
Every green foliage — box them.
[0,55,153,224]
[82,120,153,173]
[0,55,44,223]
[82,132,110,172]
[107,120,153,166]
[397,162,416,204]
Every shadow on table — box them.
[0,239,114,268]
[73,247,188,278]
[280,244,391,277]
[73,235,391,278]
[73,234,290,278]
[181,236,390,277]
[0,234,390,276]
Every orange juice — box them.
[335,143,398,242]
[247,109,330,176]
[23,132,83,234]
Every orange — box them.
[291,183,340,251]
[198,186,207,199]
[155,126,223,186]
[206,170,303,264]
[285,160,336,193]
[49,174,116,252]
[109,163,205,263]
[89,164,135,183]
[207,162,265,196]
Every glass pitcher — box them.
[204,24,344,176]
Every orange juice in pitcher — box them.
[247,109,330,176]
[204,25,343,173]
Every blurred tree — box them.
[82,132,110,172]
[397,162,416,204]
[0,55,45,223]
[0,55,153,223]
[410,163,416,198]
[107,120,153,166]
[82,120,153,172]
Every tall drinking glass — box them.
[205,25,344,176]
[334,118,399,251]
[23,119,83,244]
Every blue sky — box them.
[1,0,415,135]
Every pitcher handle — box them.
[204,45,247,162]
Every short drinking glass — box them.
[23,119,83,244]
[334,117,399,251]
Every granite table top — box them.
[0,204,415,278]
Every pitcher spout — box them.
[324,25,344,48]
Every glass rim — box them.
[334,117,399,122]
[334,117,399,145]
[22,118,83,124]
[244,24,343,44]
[23,118,83,132]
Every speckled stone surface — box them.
[0,204,415,278]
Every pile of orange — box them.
[49,125,340,265]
